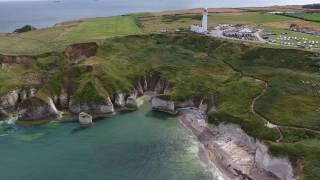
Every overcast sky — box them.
[0,0,319,4]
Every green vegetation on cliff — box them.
[1,10,320,178]
[1,32,320,179]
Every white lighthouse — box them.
[202,8,208,32]
[190,8,208,33]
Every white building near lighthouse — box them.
[190,8,208,33]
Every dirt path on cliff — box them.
[251,79,284,142]
[221,59,320,142]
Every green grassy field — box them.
[0,15,142,55]
[296,13,320,22]
[140,11,320,31]
[280,12,320,23]
[222,47,320,130]
[140,11,320,52]
[1,11,320,55]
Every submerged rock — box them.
[151,97,175,114]
[79,112,93,127]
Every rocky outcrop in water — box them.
[0,90,19,110]
[151,97,175,114]
[17,97,59,121]
[69,96,114,115]
[0,90,20,119]
[175,99,194,109]
[125,92,139,110]
[0,71,169,122]
[79,112,93,127]
[0,87,39,121]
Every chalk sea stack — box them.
[79,112,93,127]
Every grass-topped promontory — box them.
[1,33,320,178]
[0,15,142,55]
[97,34,319,178]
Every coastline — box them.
[0,88,295,180]
[177,107,293,180]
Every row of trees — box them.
[303,3,320,9]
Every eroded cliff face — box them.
[69,96,115,115]
[151,97,175,114]
[0,60,296,180]
[0,90,20,113]
[114,93,126,108]
[178,107,295,180]
[0,72,171,122]
[64,42,98,63]
[0,86,40,120]
[212,123,295,180]
[17,97,59,121]
[148,92,295,180]
[0,55,32,65]
[255,143,294,180]
[151,95,216,115]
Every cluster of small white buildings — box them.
[190,9,263,42]
[189,9,320,50]
[216,24,258,41]
[270,35,319,48]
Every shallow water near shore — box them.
[0,105,219,180]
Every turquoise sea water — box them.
[0,105,218,180]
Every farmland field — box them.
[0,16,142,55]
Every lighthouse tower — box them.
[190,8,208,33]
[202,8,208,32]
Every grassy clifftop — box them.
[1,24,320,178]
[0,15,142,55]
[1,8,320,178]
[96,34,319,178]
